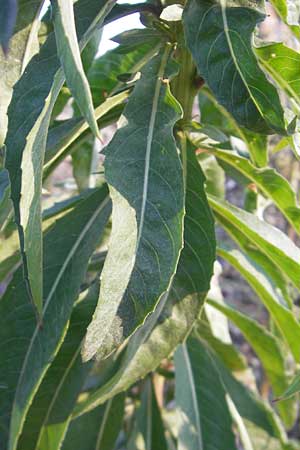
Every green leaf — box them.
[44,91,128,178]
[211,148,300,232]
[5,0,114,315]
[199,338,290,445]
[82,46,185,361]
[52,0,107,139]
[73,137,215,416]
[128,378,167,450]
[207,298,296,426]
[196,320,246,371]
[62,394,125,450]
[217,247,300,363]
[174,338,238,450]
[0,168,11,230]
[183,0,286,134]
[198,89,268,167]
[72,136,94,192]
[17,282,100,450]
[208,195,300,289]
[0,0,17,53]
[256,43,300,108]
[0,186,111,450]
[0,0,42,144]
[276,373,300,402]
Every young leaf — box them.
[208,195,300,288]
[0,187,111,450]
[52,0,109,139]
[128,378,167,450]
[17,282,100,450]
[276,373,300,402]
[207,299,296,426]
[0,0,41,144]
[183,0,286,134]
[211,148,300,232]
[62,394,125,450]
[217,247,300,363]
[82,46,185,361]
[5,0,115,315]
[74,139,215,416]
[174,338,238,450]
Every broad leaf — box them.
[17,282,100,450]
[62,394,125,450]
[217,247,300,363]
[52,0,106,139]
[82,46,185,361]
[174,338,238,450]
[208,195,300,288]
[73,137,215,416]
[5,0,115,315]
[207,299,296,426]
[0,0,41,144]
[128,378,167,450]
[211,148,300,232]
[0,187,111,450]
[183,0,286,134]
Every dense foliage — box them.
[1,0,300,448]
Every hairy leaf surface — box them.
[83,46,185,361]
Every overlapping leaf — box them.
[183,0,285,134]
[175,338,238,450]
[17,282,100,450]
[0,0,17,54]
[0,187,111,450]
[209,195,300,288]
[5,0,115,314]
[82,46,185,361]
[0,169,11,230]
[208,299,296,426]
[0,0,41,144]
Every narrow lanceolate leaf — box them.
[83,46,185,361]
[0,0,42,145]
[0,168,11,230]
[211,149,300,232]
[200,340,289,445]
[17,282,100,450]
[5,0,115,315]
[217,247,300,363]
[52,0,107,139]
[0,0,17,53]
[0,187,111,450]
[208,195,300,289]
[63,395,125,450]
[207,299,296,426]
[276,373,300,402]
[74,140,215,416]
[183,0,285,134]
[256,43,300,108]
[175,338,238,450]
[128,379,167,450]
